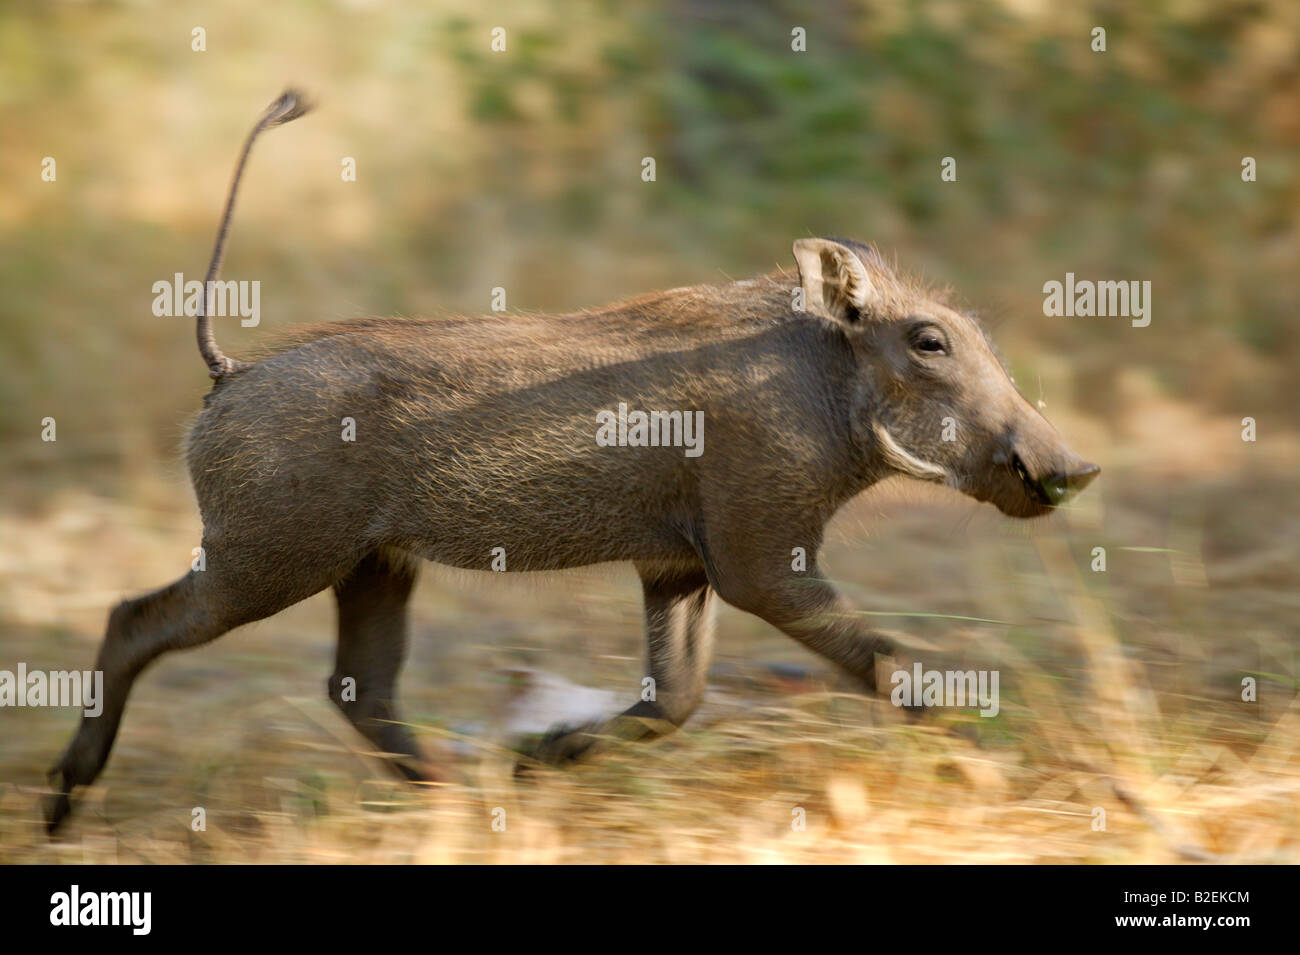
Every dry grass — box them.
[1,401,1296,864]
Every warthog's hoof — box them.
[44,788,73,835]
[513,722,600,778]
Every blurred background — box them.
[1,0,1297,862]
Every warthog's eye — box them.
[912,334,947,355]
[907,320,949,358]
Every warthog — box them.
[47,90,1098,830]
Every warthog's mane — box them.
[249,249,1007,377]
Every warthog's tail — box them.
[197,88,312,379]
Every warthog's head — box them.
[794,237,1098,518]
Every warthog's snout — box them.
[1042,461,1100,504]
[1017,455,1100,508]
[997,430,1100,516]
[960,398,1101,517]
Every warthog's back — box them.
[184,274,858,572]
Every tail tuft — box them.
[265,88,314,128]
[197,87,314,379]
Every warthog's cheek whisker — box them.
[872,422,949,484]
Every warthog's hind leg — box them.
[46,537,359,833]
[328,549,441,782]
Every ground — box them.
[1,399,1296,864]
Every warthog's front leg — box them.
[522,562,715,768]
[706,544,900,695]
[752,573,899,694]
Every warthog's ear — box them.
[792,238,881,328]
